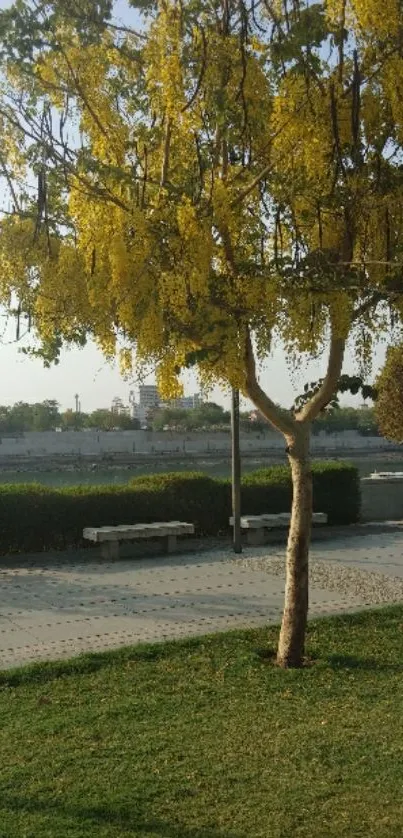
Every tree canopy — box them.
[0,0,401,401]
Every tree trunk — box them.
[231,388,242,554]
[277,424,312,668]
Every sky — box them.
[0,317,387,413]
[0,0,389,412]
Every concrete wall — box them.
[361,476,403,522]
[0,429,398,459]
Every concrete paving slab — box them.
[309,532,403,578]
[1,530,403,671]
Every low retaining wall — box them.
[361,476,403,521]
[0,429,398,459]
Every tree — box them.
[192,402,231,428]
[0,0,402,665]
[84,408,139,430]
[240,411,270,434]
[313,406,379,436]
[114,413,141,430]
[0,406,12,434]
[60,408,88,430]
[85,409,120,431]
[0,400,60,431]
[31,399,60,431]
[151,402,230,430]
[151,407,191,431]
[375,345,403,441]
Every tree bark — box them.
[244,326,345,668]
[277,423,312,668]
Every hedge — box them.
[0,461,360,555]
[241,461,360,526]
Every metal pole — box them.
[231,387,242,554]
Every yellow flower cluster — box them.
[2,0,403,403]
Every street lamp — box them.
[231,387,242,553]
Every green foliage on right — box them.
[0,461,359,555]
[375,343,403,443]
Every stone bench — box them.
[83,521,195,560]
[229,512,328,545]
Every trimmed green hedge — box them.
[242,461,360,526]
[0,461,360,555]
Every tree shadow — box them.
[1,793,243,838]
[325,653,403,673]
[0,538,231,573]
[0,633,212,687]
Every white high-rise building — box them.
[127,385,161,427]
[111,397,130,416]
[139,385,160,412]
[168,394,202,410]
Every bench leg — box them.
[100,541,120,560]
[246,528,266,546]
[165,534,177,553]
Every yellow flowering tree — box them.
[375,345,403,441]
[1,0,403,666]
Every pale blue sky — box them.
[0,0,388,411]
[1,322,387,412]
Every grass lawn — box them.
[1,607,403,838]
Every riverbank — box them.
[0,448,402,485]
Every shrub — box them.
[0,461,359,555]
[243,460,360,525]
[129,472,229,535]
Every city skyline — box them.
[1,326,387,414]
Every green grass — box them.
[1,608,403,838]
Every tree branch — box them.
[59,47,109,140]
[0,150,21,212]
[351,291,384,322]
[297,332,345,422]
[160,118,172,189]
[244,329,296,436]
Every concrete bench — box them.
[83,521,195,560]
[229,512,328,545]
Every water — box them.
[0,454,402,487]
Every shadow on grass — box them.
[0,630,238,688]
[0,645,182,688]
[325,653,403,672]
[1,793,242,838]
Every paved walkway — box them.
[1,529,403,670]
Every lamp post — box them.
[231,387,242,553]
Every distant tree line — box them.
[149,402,379,435]
[312,406,378,436]
[0,400,380,436]
[0,401,140,433]
[149,402,231,431]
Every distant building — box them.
[176,394,202,410]
[111,397,130,416]
[130,403,148,427]
[127,387,160,428]
[128,387,202,428]
[139,385,160,412]
[161,393,202,410]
